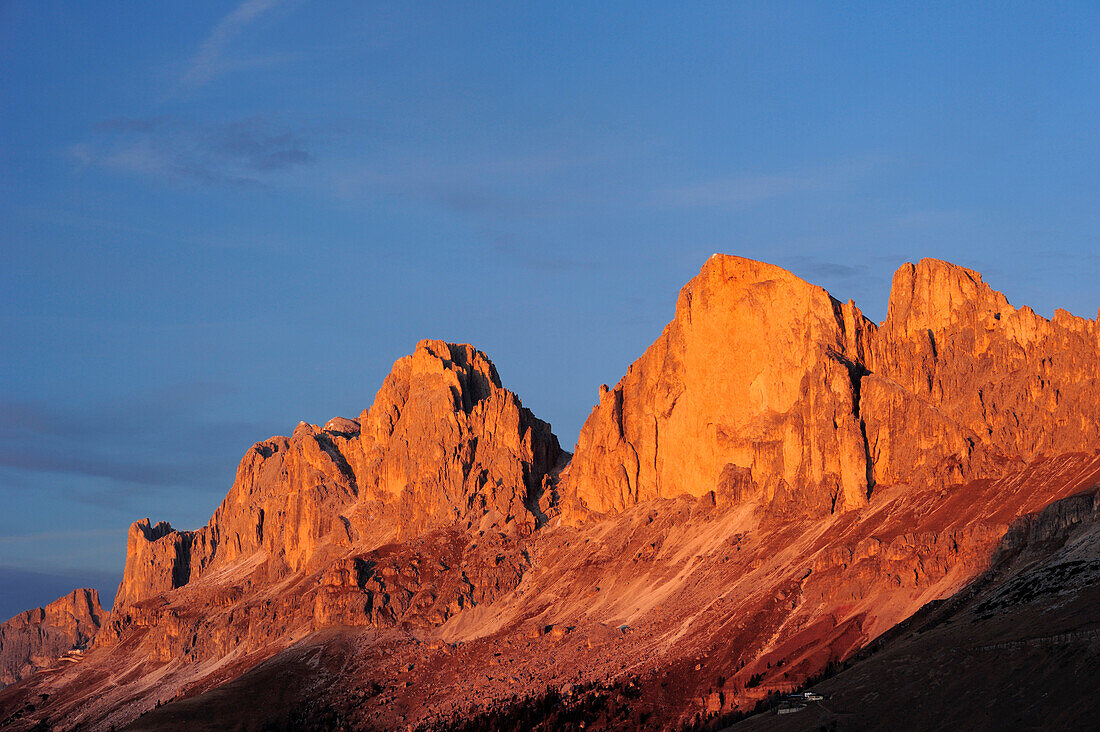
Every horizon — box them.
[3,1,1100,619]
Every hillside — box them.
[0,255,1097,730]
[729,486,1100,731]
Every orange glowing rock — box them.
[562,255,876,518]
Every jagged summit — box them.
[0,588,105,689]
[113,339,564,611]
[883,257,1013,334]
[562,254,1099,520]
[866,258,1100,488]
[3,255,1099,731]
[562,254,875,518]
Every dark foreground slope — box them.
[730,488,1100,731]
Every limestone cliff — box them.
[864,258,1100,488]
[563,255,1100,520]
[562,254,877,518]
[0,589,105,688]
[113,340,564,611]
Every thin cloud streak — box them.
[181,0,287,88]
[0,529,124,545]
[325,147,617,218]
[0,384,264,493]
[74,116,320,188]
[0,448,197,487]
[780,255,870,281]
[656,158,888,209]
[488,233,596,273]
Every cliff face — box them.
[864,258,1100,488]
[563,255,877,519]
[3,255,1098,731]
[564,256,1100,519]
[112,520,191,610]
[0,589,105,688]
[345,340,563,538]
[113,339,564,612]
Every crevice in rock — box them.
[173,532,194,589]
[652,416,660,496]
[840,355,876,501]
[627,441,642,502]
[861,416,875,500]
[315,433,358,493]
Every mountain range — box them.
[1,255,1098,730]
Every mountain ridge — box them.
[1,254,1097,730]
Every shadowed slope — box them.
[730,486,1100,731]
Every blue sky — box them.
[2,1,1098,618]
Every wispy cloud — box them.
[655,157,886,209]
[181,0,288,88]
[327,148,605,217]
[780,256,870,282]
[95,116,171,133]
[0,382,264,496]
[74,115,322,187]
[0,529,124,545]
[0,449,193,487]
[487,232,595,273]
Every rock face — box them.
[346,340,563,538]
[863,259,1100,488]
[113,340,564,611]
[3,255,1098,732]
[113,520,192,610]
[312,528,531,631]
[0,589,105,688]
[563,255,877,518]
[564,255,1100,519]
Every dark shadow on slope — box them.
[723,486,1100,732]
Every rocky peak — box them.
[561,254,1100,522]
[360,340,502,445]
[322,416,360,435]
[562,254,876,519]
[0,588,106,688]
[349,339,563,538]
[862,259,1100,488]
[112,341,564,610]
[882,258,1013,339]
[132,517,174,543]
[114,519,192,610]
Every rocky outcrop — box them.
[112,340,564,611]
[7,255,1097,732]
[0,589,105,688]
[113,519,193,610]
[562,255,877,519]
[312,528,530,631]
[563,256,1100,519]
[864,258,1100,488]
[344,340,564,539]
